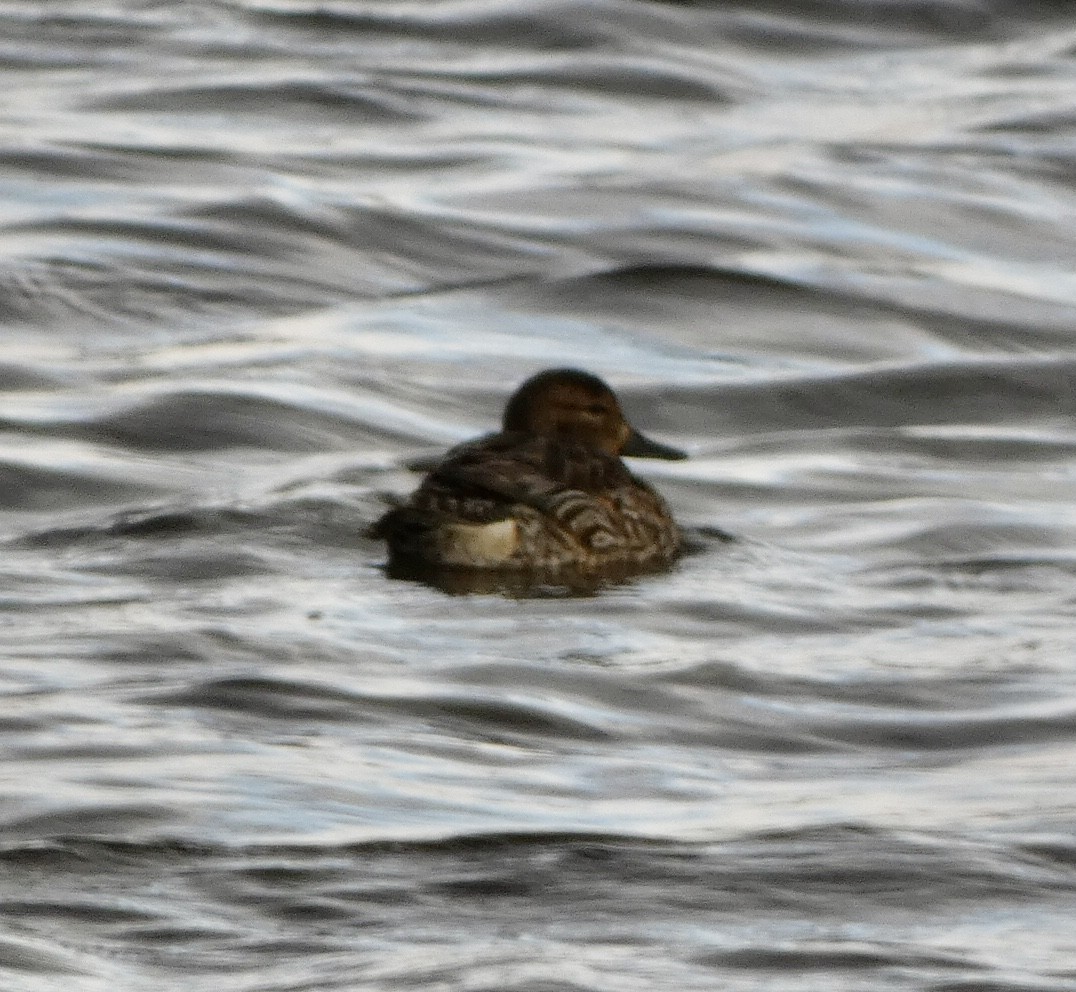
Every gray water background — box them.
[2,2,1076,989]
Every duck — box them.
[371,368,686,578]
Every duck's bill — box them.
[622,429,687,460]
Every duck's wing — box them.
[402,435,555,521]
[367,436,540,541]
[420,433,631,515]
[370,434,635,542]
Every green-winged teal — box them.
[372,368,685,577]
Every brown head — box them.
[501,368,686,459]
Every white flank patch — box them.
[438,519,519,566]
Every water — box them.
[2,1,1076,989]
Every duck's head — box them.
[501,368,686,459]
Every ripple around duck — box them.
[145,675,616,743]
[0,822,1068,906]
[89,79,423,124]
[0,932,91,977]
[659,356,1076,438]
[3,803,179,842]
[0,458,166,512]
[0,361,61,390]
[810,700,1076,752]
[244,0,616,49]
[0,826,1072,987]
[147,676,371,722]
[72,390,362,453]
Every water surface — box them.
[2,2,1076,989]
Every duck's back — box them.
[374,431,681,573]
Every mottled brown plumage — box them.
[371,368,685,576]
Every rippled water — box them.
[3,1,1076,989]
